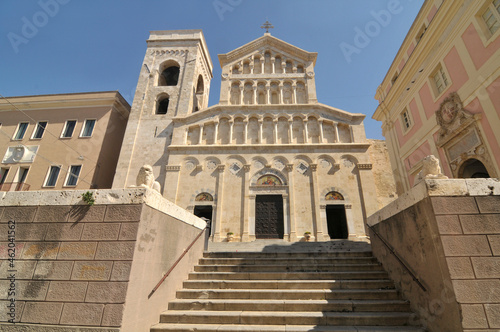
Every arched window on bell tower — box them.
[156,94,170,115]
[159,64,180,86]
[194,75,204,112]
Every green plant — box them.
[227,232,234,236]
[81,191,95,206]
[304,231,311,235]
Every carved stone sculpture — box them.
[133,165,161,193]
[416,155,448,183]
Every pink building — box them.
[373,0,500,194]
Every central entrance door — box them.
[326,205,348,239]
[255,195,284,239]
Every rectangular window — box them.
[32,121,47,139]
[401,108,412,131]
[482,0,500,35]
[433,66,449,95]
[65,165,81,186]
[44,166,61,187]
[61,120,77,138]
[415,24,427,44]
[80,119,96,137]
[13,122,29,140]
[0,168,9,184]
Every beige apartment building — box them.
[0,91,130,191]
[373,0,500,194]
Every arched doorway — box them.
[193,193,214,222]
[459,158,490,178]
[324,191,348,239]
[255,175,284,239]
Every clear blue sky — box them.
[0,0,424,139]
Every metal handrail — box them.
[367,224,427,292]
[148,221,209,299]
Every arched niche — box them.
[458,158,490,178]
[195,192,214,201]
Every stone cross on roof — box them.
[260,20,274,34]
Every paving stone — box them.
[1,207,37,223]
[86,282,128,303]
[72,261,113,280]
[68,205,107,222]
[102,303,124,327]
[21,302,63,324]
[57,242,97,260]
[45,223,84,241]
[60,303,104,326]
[33,261,74,280]
[81,223,121,241]
[34,206,71,222]
[46,281,88,302]
[104,205,142,222]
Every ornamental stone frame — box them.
[319,187,356,240]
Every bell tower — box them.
[113,30,213,189]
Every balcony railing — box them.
[0,182,31,192]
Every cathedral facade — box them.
[113,30,382,242]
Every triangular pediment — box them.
[218,34,317,68]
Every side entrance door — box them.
[255,195,284,239]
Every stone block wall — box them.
[368,178,500,332]
[435,195,500,331]
[0,188,206,332]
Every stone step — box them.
[188,271,389,280]
[152,324,424,332]
[204,251,374,259]
[151,324,425,332]
[182,279,396,290]
[206,240,373,253]
[176,289,401,300]
[158,310,416,326]
[194,263,384,273]
[199,257,378,265]
[168,299,411,312]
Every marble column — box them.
[243,120,248,144]
[319,120,324,143]
[279,83,284,104]
[283,194,290,241]
[165,166,181,203]
[259,120,263,144]
[248,194,256,240]
[274,120,278,144]
[184,128,189,145]
[239,86,244,105]
[212,165,226,242]
[334,123,339,143]
[214,121,219,145]
[310,164,324,240]
[271,57,275,74]
[319,205,329,241]
[229,120,234,144]
[288,121,293,144]
[252,86,257,105]
[241,165,251,242]
[198,124,204,145]
[266,85,271,105]
[304,120,309,143]
[292,83,297,104]
[286,164,297,241]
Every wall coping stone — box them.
[0,188,205,229]
[367,178,500,226]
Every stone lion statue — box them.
[133,165,161,193]
[416,155,448,183]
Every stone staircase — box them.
[150,241,425,332]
